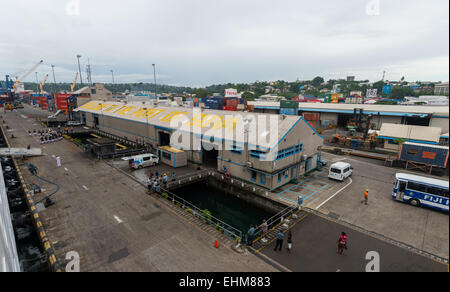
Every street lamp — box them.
[110,69,115,84]
[152,64,157,99]
[76,54,83,87]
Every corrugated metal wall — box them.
[0,163,21,272]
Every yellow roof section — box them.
[159,146,184,153]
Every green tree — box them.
[194,88,211,98]
[312,76,325,87]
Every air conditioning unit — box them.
[301,154,307,161]
[247,161,253,168]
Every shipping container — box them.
[280,100,299,109]
[280,108,297,115]
[399,142,449,168]
[303,113,320,121]
[305,120,317,129]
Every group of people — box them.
[29,129,63,144]
[247,220,349,255]
[147,170,177,193]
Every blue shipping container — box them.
[280,108,297,115]
[400,143,449,168]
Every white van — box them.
[328,162,353,182]
[123,154,159,169]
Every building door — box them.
[306,157,313,172]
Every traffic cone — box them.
[214,240,219,248]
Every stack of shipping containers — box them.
[302,112,320,129]
[55,94,70,112]
[280,100,298,116]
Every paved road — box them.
[260,213,447,272]
[318,152,449,260]
[3,109,277,272]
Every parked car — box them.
[328,162,353,182]
[123,154,159,169]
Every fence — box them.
[252,205,298,242]
[157,185,243,243]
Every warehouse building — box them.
[75,100,324,190]
[378,123,443,151]
[248,101,450,134]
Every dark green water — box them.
[174,182,275,236]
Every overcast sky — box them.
[1,0,448,87]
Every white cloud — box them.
[1,0,448,86]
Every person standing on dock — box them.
[259,219,268,240]
[361,189,369,205]
[247,225,255,247]
[274,231,284,252]
[286,231,293,253]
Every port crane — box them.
[70,72,78,92]
[39,74,49,94]
[13,60,44,90]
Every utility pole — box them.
[382,70,386,82]
[51,65,57,88]
[152,63,157,99]
[111,69,115,84]
[76,54,83,87]
[86,58,92,86]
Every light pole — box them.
[110,69,115,84]
[51,65,57,88]
[152,64,157,99]
[76,54,83,87]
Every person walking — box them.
[149,171,153,179]
[172,172,177,182]
[337,232,348,255]
[274,231,284,251]
[247,225,255,247]
[56,156,61,168]
[259,219,268,240]
[147,177,152,192]
[286,231,293,252]
[361,189,369,205]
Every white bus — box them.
[392,173,449,213]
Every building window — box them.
[231,144,242,154]
[251,170,257,182]
[278,173,282,183]
[285,170,289,179]
[406,148,419,156]
[162,152,171,160]
[250,149,267,160]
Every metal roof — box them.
[248,101,449,117]
[75,100,303,149]
[379,123,442,143]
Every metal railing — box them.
[156,185,243,243]
[252,205,298,241]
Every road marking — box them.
[113,215,123,224]
[315,178,353,210]
[82,185,89,191]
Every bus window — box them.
[407,182,427,193]
[398,181,407,192]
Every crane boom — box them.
[70,72,78,92]
[40,74,49,94]
[16,60,44,82]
